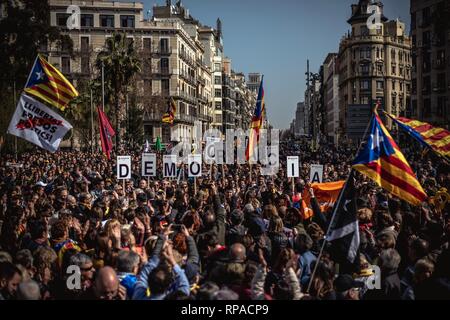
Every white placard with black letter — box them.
[163,155,177,178]
[310,164,323,183]
[287,156,299,178]
[141,153,156,177]
[188,154,202,177]
[260,146,279,176]
[117,156,131,180]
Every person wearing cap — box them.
[334,274,364,300]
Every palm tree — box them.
[94,32,141,149]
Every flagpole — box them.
[90,88,94,154]
[306,109,374,294]
[101,60,105,112]
[13,79,17,160]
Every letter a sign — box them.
[287,156,299,178]
[188,154,202,177]
[163,155,177,178]
[117,156,131,180]
[310,164,323,183]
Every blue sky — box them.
[138,0,410,129]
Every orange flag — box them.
[301,181,345,219]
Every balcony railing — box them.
[151,47,172,55]
[432,83,446,93]
[179,50,196,67]
[432,59,446,70]
[177,91,197,104]
[152,67,172,76]
[179,70,197,85]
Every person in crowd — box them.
[0,137,447,300]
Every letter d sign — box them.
[117,156,131,180]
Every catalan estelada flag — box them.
[246,75,265,161]
[352,109,427,206]
[24,55,79,111]
[385,113,450,160]
[162,97,176,125]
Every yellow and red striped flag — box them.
[24,55,79,111]
[386,113,450,160]
[162,97,176,125]
[246,76,265,161]
[353,109,427,206]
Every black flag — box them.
[326,170,360,273]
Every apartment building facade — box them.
[323,53,340,145]
[410,0,450,127]
[338,0,412,141]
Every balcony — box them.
[151,67,172,77]
[179,50,196,67]
[432,59,446,70]
[152,47,172,55]
[144,111,195,125]
[198,95,209,104]
[179,70,197,85]
[432,83,446,93]
[198,114,213,122]
[174,113,196,124]
[198,77,206,85]
[177,91,197,104]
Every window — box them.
[437,97,446,116]
[377,64,383,73]
[160,58,169,73]
[100,15,114,27]
[160,38,169,53]
[56,13,70,27]
[214,76,221,85]
[81,14,93,27]
[80,36,89,52]
[423,98,431,117]
[161,79,170,96]
[376,81,384,90]
[360,26,369,36]
[423,31,431,47]
[399,67,404,76]
[376,47,380,59]
[360,96,369,105]
[81,57,89,74]
[214,63,221,72]
[376,26,382,35]
[120,15,135,28]
[392,96,396,107]
[400,82,403,91]
[61,57,70,74]
[360,80,370,90]
[143,38,151,51]
[423,76,431,93]
[391,65,396,75]
[215,114,222,123]
[215,102,222,109]
[360,64,369,74]
[215,89,222,97]
[392,80,396,91]
[391,49,396,61]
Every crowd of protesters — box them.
[0,138,449,300]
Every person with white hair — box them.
[16,280,41,300]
